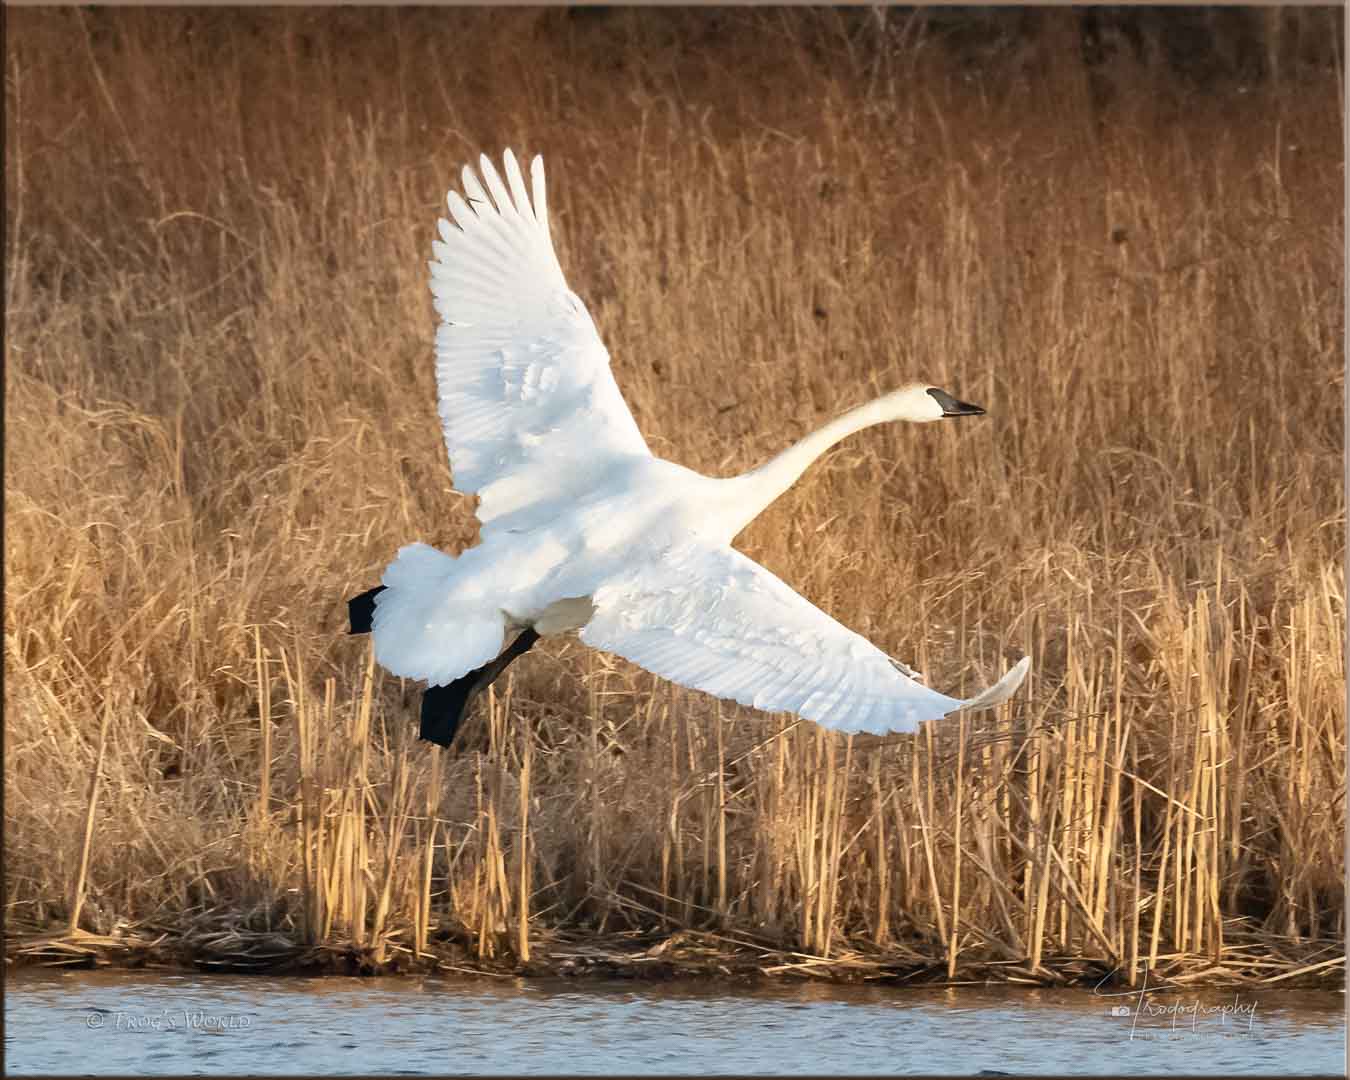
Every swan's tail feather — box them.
[368,542,506,687]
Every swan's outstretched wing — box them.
[429,150,649,535]
[581,543,1030,734]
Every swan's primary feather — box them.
[429,150,650,538]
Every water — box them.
[5,969,1344,1075]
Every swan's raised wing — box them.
[581,543,1030,734]
[429,151,649,534]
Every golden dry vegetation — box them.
[5,9,1344,984]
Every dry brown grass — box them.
[5,10,1344,983]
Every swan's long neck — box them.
[713,397,895,541]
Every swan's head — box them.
[881,383,986,423]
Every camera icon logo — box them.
[1108,1005,1131,1017]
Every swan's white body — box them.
[370,150,1029,735]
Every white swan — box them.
[348,150,1030,747]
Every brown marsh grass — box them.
[5,10,1344,983]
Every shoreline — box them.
[9,925,1343,991]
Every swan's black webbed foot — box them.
[347,586,387,634]
[419,627,541,748]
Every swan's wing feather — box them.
[429,151,649,534]
[581,544,1030,734]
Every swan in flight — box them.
[348,150,1030,748]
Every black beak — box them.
[927,387,986,417]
